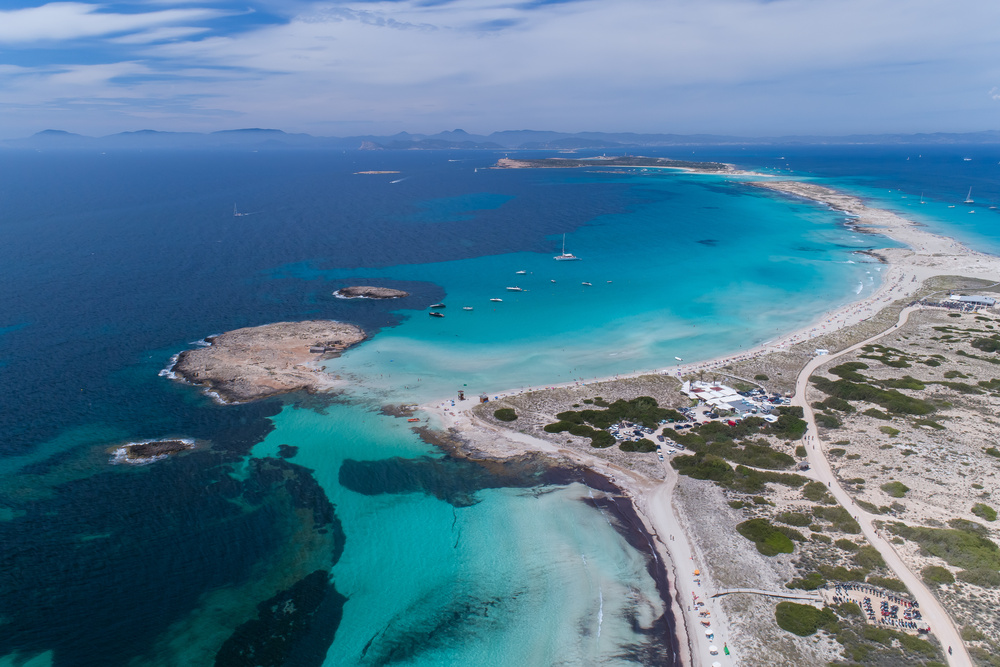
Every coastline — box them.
[418,178,1000,666]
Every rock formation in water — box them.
[170,320,365,403]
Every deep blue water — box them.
[1,145,998,666]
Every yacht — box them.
[490,298,502,302]
[429,312,444,318]
[506,286,524,292]
[581,282,592,286]
[515,270,527,275]
[430,303,446,308]
[462,306,473,311]
[553,234,580,261]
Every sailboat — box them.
[553,234,580,261]
[964,188,974,204]
[233,203,244,217]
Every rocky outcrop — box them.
[333,286,409,299]
[170,320,365,403]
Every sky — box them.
[1,0,999,139]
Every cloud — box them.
[0,2,228,43]
[109,26,212,44]
[3,0,1000,136]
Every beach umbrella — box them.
[709,646,718,654]
[712,663,722,667]
[704,628,714,636]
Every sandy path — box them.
[792,305,971,666]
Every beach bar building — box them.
[682,381,747,413]
[945,294,997,308]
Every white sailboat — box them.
[964,188,974,204]
[553,234,580,261]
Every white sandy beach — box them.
[420,180,1000,667]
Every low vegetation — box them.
[880,481,910,498]
[887,519,1000,571]
[921,565,955,585]
[774,602,836,636]
[493,408,517,422]
[736,518,795,556]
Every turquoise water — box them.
[279,170,884,404]
[0,150,907,665]
[247,168,885,664]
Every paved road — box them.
[792,305,971,666]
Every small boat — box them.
[430,303,446,308]
[407,418,420,422]
[948,205,956,208]
[675,356,683,361]
[969,210,976,214]
[550,279,556,283]
[554,234,580,261]
[462,306,473,311]
[581,282,592,286]
[964,187,974,204]
[490,298,502,302]
[607,280,612,283]
[506,286,524,292]
[429,311,444,318]
[515,270,527,275]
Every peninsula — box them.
[170,320,365,403]
[422,178,1000,667]
[494,155,736,173]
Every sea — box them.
[1,144,998,666]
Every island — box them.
[169,320,366,403]
[493,155,736,173]
[333,286,410,299]
[111,439,195,464]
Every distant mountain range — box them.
[5,127,1000,150]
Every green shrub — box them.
[786,572,826,590]
[569,423,595,437]
[818,565,867,582]
[815,413,841,429]
[795,445,806,457]
[812,533,832,544]
[881,375,926,390]
[888,520,1000,571]
[971,337,1000,353]
[829,448,846,457]
[813,505,861,534]
[803,481,834,503]
[835,538,859,552]
[776,525,807,542]
[863,408,892,420]
[961,625,985,642]
[956,568,1000,588]
[774,602,837,636]
[754,374,769,381]
[494,408,518,422]
[811,376,935,415]
[972,503,997,522]
[986,447,1000,458]
[771,407,808,439]
[816,396,855,413]
[921,565,954,585]
[556,396,684,430]
[897,633,936,657]
[880,481,910,498]
[854,545,886,571]
[736,518,795,556]
[866,575,907,592]
[543,421,574,433]
[776,512,812,527]
[728,500,745,509]
[879,425,900,436]
[854,498,884,514]
[590,430,615,448]
[835,601,863,617]
[944,370,968,379]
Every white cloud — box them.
[4,0,1000,136]
[0,2,227,43]
[109,26,211,44]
